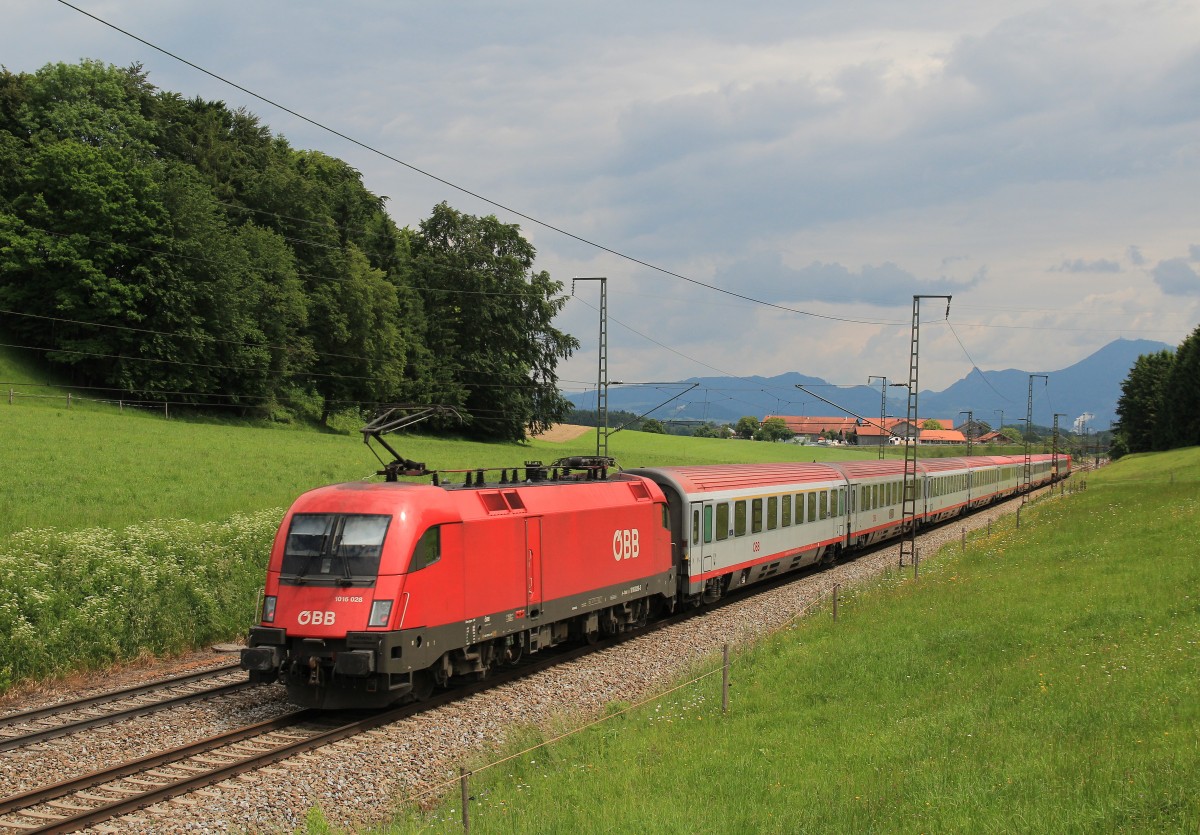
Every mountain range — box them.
[566,338,1171,432]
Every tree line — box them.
[0,60,577,440]
[1112,324,1200,457]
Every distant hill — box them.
[566,338,1171,431]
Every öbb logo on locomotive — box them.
[240,453,1070,709]
[612,528,640,561]
[296,610,336,626]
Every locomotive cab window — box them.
[281,513,390,585]
[409,525,441,572]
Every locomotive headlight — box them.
[368,599,393,628]
[261,595,277,624]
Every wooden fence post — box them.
[721,643,730,715]
[460,767,470,833]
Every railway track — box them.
[0,631,660,834]
[0,662,249,755]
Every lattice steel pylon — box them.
[900,295,951,569]
[1024,374,1048,493]
[868,375,889,460]
[1052,412,1066,480]
[572,277,609,458]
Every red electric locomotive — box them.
[241,462,675,708]
[241,422,1071,709]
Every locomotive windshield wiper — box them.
[335,546,355,586]
[294,531,330,582]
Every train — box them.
[241,452,1070,708]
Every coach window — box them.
[735,500,748,537]
[752,498,763,534]
[807,492,817,524]
[716,503,730,541]
[704,505,714,543]
[781,494,791,527]
[819,491,829,520]
[767,496,778,530]
[692,509,700,546]
[409,525,441,572]
[832,489,841,517]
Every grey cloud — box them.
[1128,246,1145,266]
[711,253,982,306]
[1152,258,1200,296]
[1052,259,1120,273]
[1189,245,1200,262]
[594,12,1200,265]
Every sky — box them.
[6,0,1200,411]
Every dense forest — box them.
[0,60,577,440]
[1111,323,1200,457]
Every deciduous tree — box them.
[411,203,577,440]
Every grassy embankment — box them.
[371,448,1199,834]
[0,352,876,693]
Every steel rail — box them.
[0,669,249,754]
[0,662,240,728]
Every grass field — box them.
[370,448,1200,834]
[0,396,888,536]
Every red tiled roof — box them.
[920,429,967,443]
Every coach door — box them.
[525,517,543,618]
[690,501,716,576]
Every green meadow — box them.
[370,448,1200,834]
[0,401,882,536]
